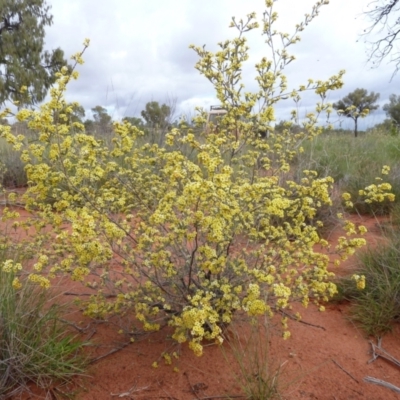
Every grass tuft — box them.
[335,230,400,337]
[0,268,88,398]
[222,318,285,400]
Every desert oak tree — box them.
[141,101,172,130]
[333,88,380,137]
[383,93,400,126]
[0,0,68,105]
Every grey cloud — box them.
[35,0,398,128]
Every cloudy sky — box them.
[44,0,400,130]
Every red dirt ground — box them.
[5,208,400,400]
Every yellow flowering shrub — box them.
[0,2,377,355]
[341,165,395,214]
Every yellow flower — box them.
[163,353,172,365]
[352,274,366,290]
[358,225,367,235]
[342,192,351,201]
[12,277,22,290]
[283,331,291,340]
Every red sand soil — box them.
[4,207,400,400]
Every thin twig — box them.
[278,309,326,331]
[184,372,201,400]
[192,396,245,400]
[59,318,97,341]
[187,224,199,290]
[86,329,97,341]
[0,201,26,208]
[111,385,149,397]
[89,341,131,364]
[155,377,180,400]
[331,359,359,383]
[64,291,117,298]
[64,292,93,296]
[59,319,92,333]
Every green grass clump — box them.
[335,232,400,337]
[0,268,87,398]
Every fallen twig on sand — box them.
[364,376,400,393]
[191,396,245,400]
[331,359,359,383]
[364,338,400,394]
[368,337,400,368]
[111,384,149,397]
[59,319,92,333]
[277,309,326,331]
[90,341,131,364]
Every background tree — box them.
[0,0,69,105]
[83,119,95,134]
[333,88,380,137]
[383,93,400,126]
[71,104,86,124]
[141,100,176,145]
[141,101,172,130]
[92,105,112,133]
[83,106,112,135]
[369,118,398,135]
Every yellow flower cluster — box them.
[12,277,22,290]
[28,273,50,289]
[352,274,366,290]
[2,259,22,273]
[359,182,395,204]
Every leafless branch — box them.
[363,0,400,77]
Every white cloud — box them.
[42,0,396,128]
